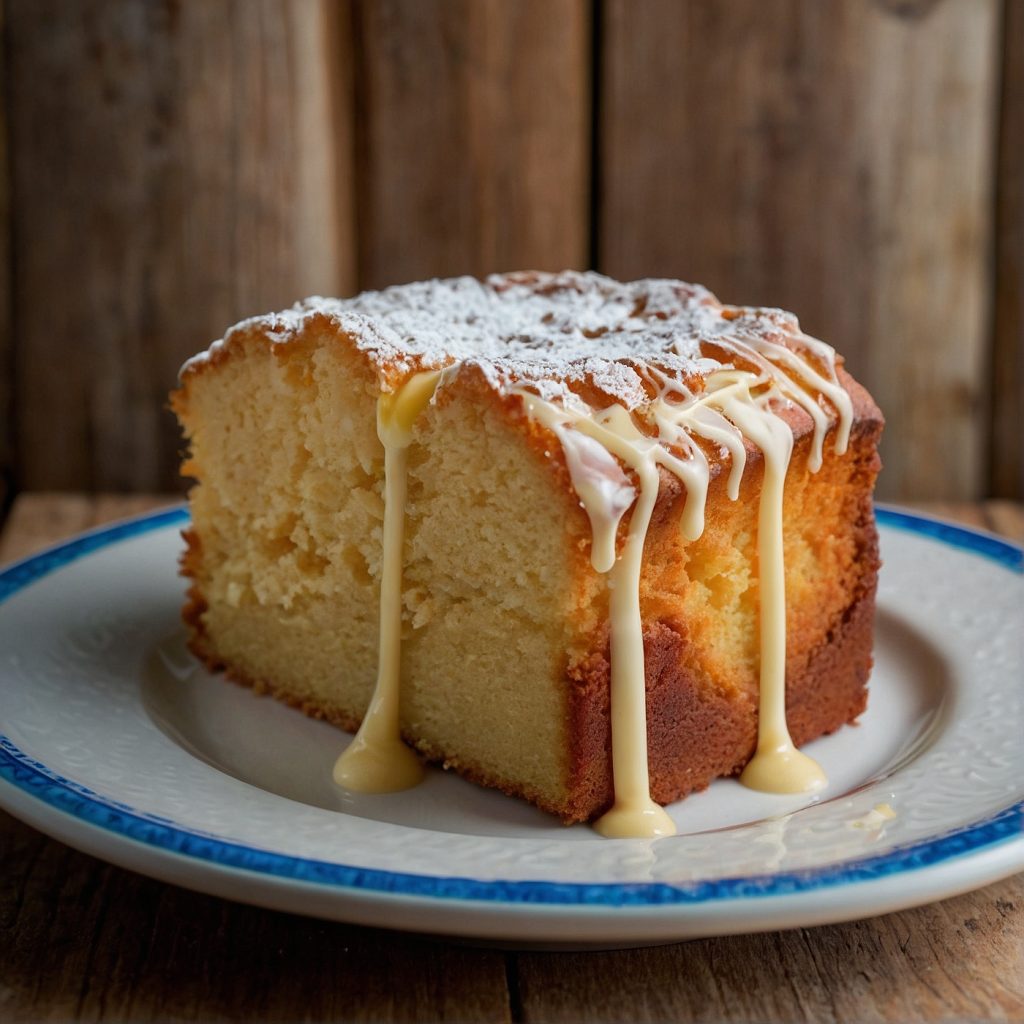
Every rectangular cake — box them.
[172,271,883,836]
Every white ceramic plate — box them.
[0,506,1021,948]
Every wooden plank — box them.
[0,492,94,565]
[0,493,512,1023]
[513,875,1024,1023]
[985,498,1024,543]
[0,2,11,518]
[899,500,991,532]
[898,499,1024,544]
[7,0,356,494]
[600,0,1000,502]
[0,808,512,1023]
[354,0,590,290]
[893,500,1024,548]
[0,492,175,565]
[992,0,1024,499]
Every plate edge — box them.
[1,736,1021,908]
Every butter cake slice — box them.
[172,271,883,837]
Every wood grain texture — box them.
[6,0,355,493]
[354,0,590,290]
[983,497,1024,541]
[0,1,11,514]
[902,500,990,532]
[0,491,175,565]
[513,876,1024,1022]
[992,0,1024,499]
[599,0,1001,503]
[901,499,1024,543]
[0,811,511,1023]
[0,494,1021,1023]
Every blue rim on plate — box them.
[0,504,1021,907]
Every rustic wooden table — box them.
[2,494,1022,1023]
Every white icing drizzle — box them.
[552,425,636,574]
[717,385,826,795]
[515,362,851,837]
[517,392,675,837]
[599,446,674,838]
[332,370,441,793]
[184,273,857,837]
[701,318,853,470]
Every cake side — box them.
[563,392,882,820]
[173,317,395,724]
[174,314,598,817]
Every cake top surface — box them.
[182,270,831,405]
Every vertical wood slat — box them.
[0,0,11,511]
[7,0,356,493]
[600,0,1001,502]
[992,0,1023,498]
[354,0,590,291]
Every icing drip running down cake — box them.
[172,271,883,839]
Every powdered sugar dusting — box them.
[180,270,834,405]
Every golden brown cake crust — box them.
[564,566,877,822]
[559,412,882,822]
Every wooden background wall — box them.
[1,0,1020,503]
